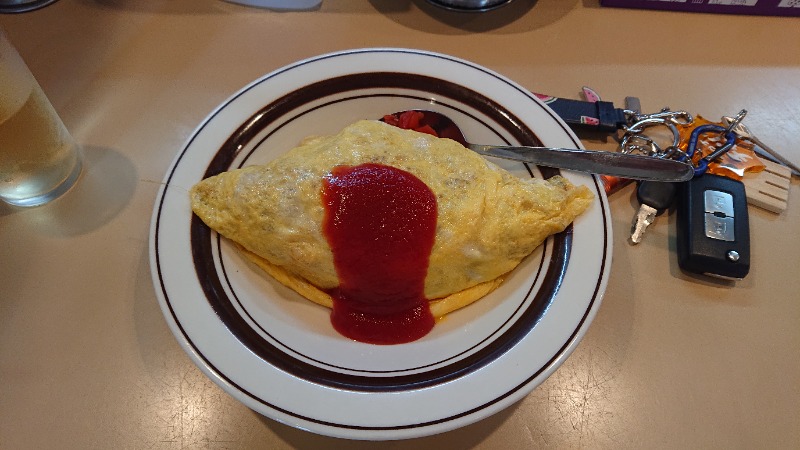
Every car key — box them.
[676,174,750,279]
[631,181,677,244]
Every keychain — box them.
[621,109,752,279]
[540,88,793,280]
[675,110,765,179]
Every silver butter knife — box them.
[468,144,694,182]
[382,110,694,182]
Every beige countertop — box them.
[2,1,799,448]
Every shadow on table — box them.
[79,0,230,14]
[0,145,137,237]
[73,0,577,34]
[258,398,518,448]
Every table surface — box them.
[2,1,799,448]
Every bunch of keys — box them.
[624,109,752,280]
[546,88,792,280]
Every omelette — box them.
[190,120,594,344]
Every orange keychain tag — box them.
[677,115,765,180]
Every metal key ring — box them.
[621,133,662,156]
[624,117,682,152]
[661,145,684,160]
[629,110,694,126]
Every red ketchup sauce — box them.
[321,163,438,344]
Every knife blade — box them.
[468,144,694,182]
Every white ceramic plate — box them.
[150,48,612,440]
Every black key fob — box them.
[676,174,750,279]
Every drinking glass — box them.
[0,29,82,207]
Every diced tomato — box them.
[382,114,400,127]
[413,124,437,137]
[398,110,423,130]
[383,111,440,138]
